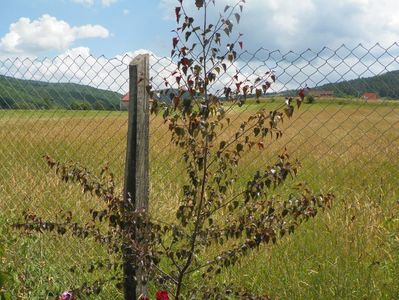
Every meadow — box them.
[0,97,398,299]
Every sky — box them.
[0,0,174,58]
[1,0,399,59]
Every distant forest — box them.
[1,69,398,110]
[0,75,122,110]
[316,70,399,98]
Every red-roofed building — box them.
[120,93,129,110]
[120,88,189,111]
[362,92,378,101]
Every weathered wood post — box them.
[123,54,150,300]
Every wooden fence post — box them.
[123,54,150,300]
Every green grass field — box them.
[0,98,398,299]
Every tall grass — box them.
[0,99,398,299]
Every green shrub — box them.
[70,100,91,110]
[92,100,106,110]
[305,95,315,104]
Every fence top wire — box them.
[1,42,398,99]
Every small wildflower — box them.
[59,291,76,300]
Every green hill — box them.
[316,70,399,99]
[0,75,122,110]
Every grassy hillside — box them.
[0,75,122,110]
[317,70,399,98]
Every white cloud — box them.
[72,0,94,6]
[123,9,130,15]
[0,15,109,56]
[72,0,117,7]
[102,0,118,7]
[75,24,109,39]
[0,47,175,95]
[160,0,399,52]
[239,0,399,51]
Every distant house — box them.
[120,88,191,111]
[309,90,334,97]
[120,93,129,110]
[362,92,378,101]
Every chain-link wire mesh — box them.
[0,43,398,298]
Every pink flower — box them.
[58,291,76,300]
[156,290,169,300]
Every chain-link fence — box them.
[1,43,399,298]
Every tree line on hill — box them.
[0,75,121,110]
[316,70,399,99]
[1,69,398,111]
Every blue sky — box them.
[1,0,399,59]
[0,0,176,58]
